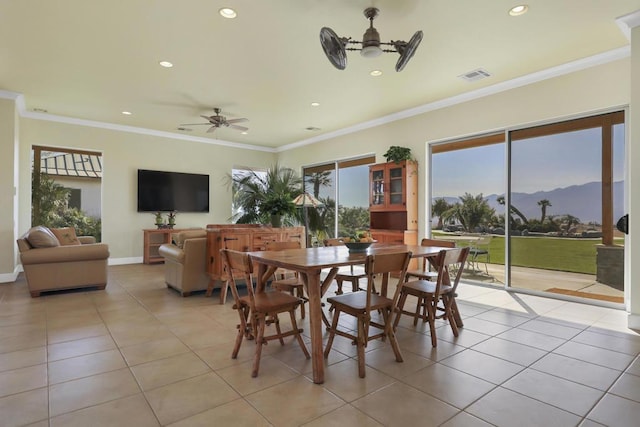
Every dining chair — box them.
[468,235,492,273]
[324,251,412,378]
[393,247,469,347]
[220,249,310,377]
[405,238,456,282]
[323,238,369,295]
[264,240,307,319]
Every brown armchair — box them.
[158,229,208,296]
[17,226,109,297]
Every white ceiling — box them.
[1,0,638,149]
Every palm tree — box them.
[228,163,302,226]
[431,198,451,230]
[496,195,529,227]
[538,199,552,223]
[563,214,581,233]
[305,171,332,198]
[442,193,494,233]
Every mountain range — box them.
[435,181,624,224]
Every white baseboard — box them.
[109,257,143,266]
[0,270,19,284]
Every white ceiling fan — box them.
[180,108,249,133]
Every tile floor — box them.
[1,264,639,426]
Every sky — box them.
[432,124,625,198]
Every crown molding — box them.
[616,10,640,40]
[278,46,630,152]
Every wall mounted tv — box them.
[137,169,210,212]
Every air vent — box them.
[458,68,491,82]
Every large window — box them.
[430,111,625,305]
[303,155,375,244]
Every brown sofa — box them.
[17,226,110,297]
[158,229,209,296]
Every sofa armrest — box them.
[20,243,110,265]
[159,244,185,263]
[78,236,97,244]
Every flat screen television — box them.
[137,169,209,212]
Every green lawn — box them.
[432,233,624,275]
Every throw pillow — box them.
[51,227,81,246]
[26,226,60,248]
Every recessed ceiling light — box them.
[219,8,237,19]
[122,111,132,115]
[370,70,383,77]
[159,61,173,68]
[241,131,248,135]
[311,102,320,107]
[509,5,528,16]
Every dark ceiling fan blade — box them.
[226,118,248,124]
[228,124,249,131]
[206,126,218,133]
[395,30,423,72]
[200,115,214,121]
[180,123,212,126]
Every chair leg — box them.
[335,277,344,295]
[252,315,266,377]
[297,287,306,319]
[323,308,340,358]
[426,302,438,348]
[289,310,310,359]
[232,305,250,358]
[393,292,409,330]
[383,308,403,363]
[356,316,366,378]
[272,314,285,346]
[413,296,422,326]
[351,277,359,293]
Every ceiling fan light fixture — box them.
[509,5,528,16]
[361,45,383,58]
[219,8,237,19]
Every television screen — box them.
[137,169,209,212]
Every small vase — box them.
[270,214,282,228]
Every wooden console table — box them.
[205,224,305,302]
[143,228,188,264]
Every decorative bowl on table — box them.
[344,241,375,253]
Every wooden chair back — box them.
[365,251,412,304]
[323,238,345,247]
[220,249,255,307]
[433,247,470,295]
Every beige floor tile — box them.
[272,341,349,375]
[217,356,300,396]
[609,372,640,402]
[47,323,110,345]
[120,336,190,366]
[0,387,48,427]
[471,337,548,366]
[0,312,46,328]
[0,332,47,354]
[433,325,492,348]
[519,318,584,340]
[440,349,523,385]
[532,353,622,391]
[50,393,159,427]
[625,357,640,376]
[47,334,116,362]
[194,340,254,370]
[363,346,432,380]
[553,341,635,371]
[0,347,47,372]
[49,368,141,417]
[440,411,494,427]
[399,332,465,361]
[144,372,239,425]
[587,393,640,426]
[0,322,46,340]
[466,387,581,426]
[303,404,384,426]
[457,317,513,336]
[404,363,495,409]
[503,368,605,416]
[312,359,396,402]
[167,398,272,427]
[246,376,344,427]
[0,363,48,398]
[572,330,640,356]
[130,351,211,391]
[107,319,174,347]
[352,382,459,427]
[48,348,126,384]
[496,327,566,351]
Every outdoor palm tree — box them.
[497,195,529,227]
[305,171,332,198]
[431,197,451,230]
[228,164,302,226]
[538,199,552,223]
[442,193,494,233]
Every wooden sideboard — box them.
[143,228,190,264]
[205,224,305,300]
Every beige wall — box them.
[279,59,631,248]
[16,119,277,263]
[0,98,18,279]
[629,25,640,324]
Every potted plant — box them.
[383,146,415,164]
[227,163,303,227]
[167,211,177,228]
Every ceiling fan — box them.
[320,7,423,72]
[180,108,249,133]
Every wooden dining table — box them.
[247,243,447,384]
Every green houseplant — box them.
[228,163,302,227]
[383,146,415,163]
